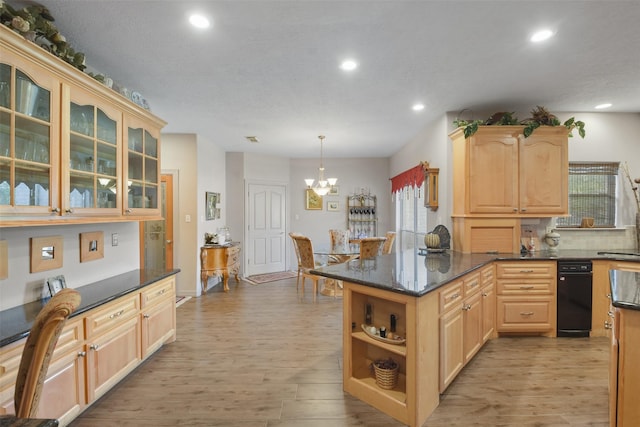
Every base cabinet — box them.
[610,307,640,426]
[496,261,556,336]
[0,275,176,425]
[481,265,496,343]
[343,282,439,427]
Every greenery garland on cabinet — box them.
[454,106,586,139]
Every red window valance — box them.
[390,164,425,193]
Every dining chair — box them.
[359,237,387,259]
[291,235,325,297]
[382,231,397,254]
[14,288,81,418]
[289,232,304,288]
[329,229,350,252]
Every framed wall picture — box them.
[45,274,67,297]
[305,189,322,210]
[329,186,339,196]
[327,201,339,211]
[205,191,218,220]
[80,231,104,263]
[30,235,63,273]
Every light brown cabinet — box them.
[200,243,241,292]
[438,270,490,393]
[450,125,568,216]
[496,261,556,336]
[480,264,496,343]
[343,281,440,427]
[0,275,176,425]
[450,125,568,253]
[610,307,640,426]
[0,25,165,226]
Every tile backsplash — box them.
[546,226,637,251]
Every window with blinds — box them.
[556,162,619,228]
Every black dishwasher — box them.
[557,261,593,337]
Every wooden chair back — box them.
[382,232,397,254]
[292,235,316,270]
[14,288,81,418]
[359,237,387,259]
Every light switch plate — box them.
[111,233,119,246]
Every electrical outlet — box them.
[112,233,119,246]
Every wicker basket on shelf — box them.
[372,358,399,390]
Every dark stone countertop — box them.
[0,269,180,348]
[312,248,640,297]
[0,416,58,426]
[610,270,640,311]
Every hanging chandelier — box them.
[304,135,337,196]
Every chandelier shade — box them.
[305,135,337,196]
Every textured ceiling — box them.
[10,0,640,158]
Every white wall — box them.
[0,221,139,311]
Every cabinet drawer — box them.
[481,264,494,285]
[497,278,554,295]
[496,262,555,279]
[140,277,175,309]
[497,296,553,332]
[464,272,482,297]
[439,281,463,314]
[51,317,84,362]
[85,294,139,339]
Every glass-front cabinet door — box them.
[0,54,61,218]
[62,84,122,216]
[124,115,160,216]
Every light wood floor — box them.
[69,277,609,426]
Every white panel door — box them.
[247,183,286,276]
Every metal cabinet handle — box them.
[519,270,534,273]
[520,311,534,316]
[78,351,86,357]
[448,293,460,301]
[125,208,133,213]
[166,240,173,244]
[156,289,166,296]
[608,311,614,318]
[51,207,60,213]
[462,304,472,311]
[520,285,534,290]
[143,314,150,319]
[65,208,73,214]
[604,321,612,330]
[89,344,99,351]
[109,309,125,319]
[482,292,488,297]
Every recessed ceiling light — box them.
[530,29,554,43]
[595,103,612,110]
[189,14,210,29]
[340,60,358,71]
[412,103,425,111]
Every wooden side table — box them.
[200,242,241,292]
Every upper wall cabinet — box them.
[0,48,61,218]
[123,114,160,217]
[0,26,166,227]
[450,126,568,217]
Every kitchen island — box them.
[312,249,639,427]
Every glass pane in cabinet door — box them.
[145,185,158,209]
[15,164,50,206]
[96,142,117,177]
[69,173,94,208]
[0,64,10,109]
[70,103,94,136]
[145,157,157,184]
[97,178,117,208]
[128,128,143,153]
[15,117,49,163]
[128,182,143,208]
[0,111,9,157]
[144,131,157,158]
[70,134,94,172]
[97,109,116,144]
[128,152,142,180]
[0,158,9,205]
[15,71,50,121]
